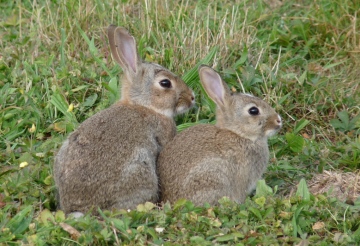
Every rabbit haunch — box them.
[157,65,281,206]
[53,25,194,215]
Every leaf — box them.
[330,111,360,132]
[144,201,156,211]
[143,228,158,241]
[18,152,33,165]
[190,235,206,243]
[295,239,310,246]
[173,198,188,211]
[39,209,55,226]
[0,166,18,178]
[136,202,155,212]
[234,46,248,67]
[76,23,112,76]
[53,121,68,133]
[82,94,98,107]
[279,211,292,219]
[136,204,146,212]
[298,70,307,85]
[356,117,360,128]
[216,232,244,242]
[182,46,218,87]
[312,221,325,230]
[296,178,310,201]
[13,212,33,235]
[323,60,345,70]
[350,113,360,126]
[248,207,262,220]
[6,206,33,234]
[108,77,120,103]
[337,111,350,127]
[59,222,81,240]
[255,179,273,197]
[3,14,19,26]
[353,223,360,242]
[55,210,66,222]
[291,213,298,237]
[333,232,350,243]
[50,90,78,129]
[210,218,222,227]
[285,132,305,153]
[329,119,344,129]
[255,197,266,207]
[43,175,53,185]
[71,85,89,92]
[294,119,310,135]
[176,122,200,132]
[278,93,291,105]
[110,218,126,232]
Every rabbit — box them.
[53,25,195,216]
[157,65,282,206]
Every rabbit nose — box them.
[276,115,282,125]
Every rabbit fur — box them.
[54,25,194,215]
[157,65,282,206]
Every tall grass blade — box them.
[182,46,218,87]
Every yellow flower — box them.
[67,103,74,112]
[19,162,29,168]
[28,124,36,133]
[36,153,45,158]
[155,227,165,233]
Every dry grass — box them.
[308,170,360,203]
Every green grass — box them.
[1,0,360,244]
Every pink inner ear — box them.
[115,29,138,74]
[208,79,224,104]
[121,37,137,73]
[202,69,225,105]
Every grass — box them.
[1,0,360,244]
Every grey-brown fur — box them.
[157,65,281,206]
[54,25,194,215]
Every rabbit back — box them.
[54,104,176,214]
[158,124,269,206]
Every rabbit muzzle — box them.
[265,114,282,137]
[175,90,195,115]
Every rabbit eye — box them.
[248,107,259,115]
[159,79,172,88]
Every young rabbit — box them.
[157,65,281,206]
[54,25,194,216]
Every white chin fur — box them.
[151,107,174,118]
[265,129,278,137]
[175,105,189,115]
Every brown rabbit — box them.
[157,65,281,206]
[53,25,194,216]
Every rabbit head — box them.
[199,65,282,141]
[108,25,194,118]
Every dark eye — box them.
[248,107,259,115]
[159,79,172,88]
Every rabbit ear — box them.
[107,25,138,73]
[199,65,230,107]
